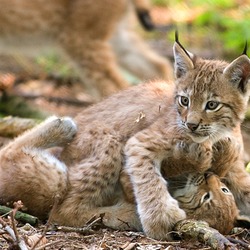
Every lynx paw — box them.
[57,117,77,141]
[213,137,240,157]
[211,137,241,175]
[43,116,77,144]
[173,140,212,172]
[60,117,77,136]
[141,197,186,240]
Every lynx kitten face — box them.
[0,35,250,240]
[169,173,242,234]
[173,40,250,144]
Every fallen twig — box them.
[20,93,93,107]
[0,116,39,137]
[29,194,60,250]
[34,239,62,250]
[9,201,24,245]
[57,214,104,235]
[174,219,236,250]
[226,236,250,249]
[0,202,28,250]
[0,205,38,226]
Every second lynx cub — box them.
[0,0,173,99]
[1,35,250,240]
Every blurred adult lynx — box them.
[1,35,250,240]
[0,0,173,99]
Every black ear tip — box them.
[242,41,248,55]
[175,30,179,43]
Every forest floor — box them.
[0,6,250,250]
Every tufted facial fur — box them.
[0,36,250,240]
[121,170,250,234]
[173,43,250,144]
[168,173,250,234]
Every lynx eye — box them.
[201,192,210,203]
[179,96,189,107]
[221,187,230,194]
[205,101,219,111]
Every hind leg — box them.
[0,147,68,218]
[1,116,77,155]
[0,116,76,218]
[54,198,142,232]
[60,0,128,100]
[111,11,173,81]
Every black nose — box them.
[186,122,199,131]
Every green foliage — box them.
[151,0,184,7]
[151,0,250,57]
[188,0,250,54]
[151,0,169,7]
[192,0,250,55]
[246,162,250,173]
[35,53,76,77]
[0,95,47,119]
[191,0,235,9]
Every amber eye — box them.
[201,192,210,203]
[206,101,219,111]
[221,187,230,194]
[179,96,189,107]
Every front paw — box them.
[211,137,241,175]
[213,137,241,161]
[141,197,186,240]
[172,140,212,172]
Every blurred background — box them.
[0,0,249,125]
[149,0,250,59]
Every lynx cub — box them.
[0,0,173,99]
[121,169,250,234]
[168,173,250,235]
[1,36,250,240]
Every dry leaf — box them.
[26,233,47,249]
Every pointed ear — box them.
[173,41,195,78]
[234,215,250,228]
[223,55,250,93]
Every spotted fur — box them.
[0,39,250,240]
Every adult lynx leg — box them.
[60,0,129,100]
[112,20,173,81]
[61,38,128,99]
[0,117,77,218]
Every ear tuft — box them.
[173,41,195,79]
[223,55,250,93]
[242,41,248,56]
[175,30,180,43]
